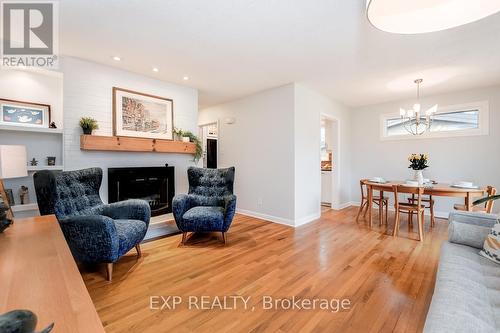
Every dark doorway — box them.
[206,139,217,168]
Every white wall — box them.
[199,83,352,226]
[61,57,198,201]
[199,84,296,225]
[350,85,500,215]
[294,84,352,224]
[0,69,63,126]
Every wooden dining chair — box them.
[407,194,435,227]
[393,185,426,242]
[454,186,497,214]
[356,179,389,226]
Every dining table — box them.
[363,180,487,228]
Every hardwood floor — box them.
[82,207,447,333]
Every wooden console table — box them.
[0,215,105,333]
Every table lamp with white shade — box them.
[0,145,28,220]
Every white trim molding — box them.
[236,209,321,228]
[237,209,294,227]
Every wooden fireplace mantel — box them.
[80,135,196,154]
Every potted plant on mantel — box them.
[79,117,99,135]
[173,128,203,163]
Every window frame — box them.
[379,101,489,141]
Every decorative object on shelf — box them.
[172,128,202,163]
[79,117,99,135]
[113,87,174,140]
[0,198,12,232]
[0,309,54,333]
[47,156,56,166]
[0,98,51,129]
[408,153,429,186]
[399,79,438,135]
[49,121,57,128]
[366,0,500,34]
[19,185,29,205]
[0,145,28,220]
[5,188,14,205]
[30,158,39,166]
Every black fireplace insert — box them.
[108,166,175,216]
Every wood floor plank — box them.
[82,207,447,333]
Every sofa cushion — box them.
[113,219,147,258]
[182,206,224,232]
[449,220,492,249]
[480,220,500,265]
[424,242,500,333]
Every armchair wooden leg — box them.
[135,244,142,258]
[106,263,113,282]
[222,232,227,245]
[181,232,187,244]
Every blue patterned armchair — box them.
[34,167,150,281]
[173,167,236,244]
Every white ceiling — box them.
[60,0,500,108]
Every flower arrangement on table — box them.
[408,153,429,185]
[408,153,429,170]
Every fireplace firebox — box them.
[108,166,174,217]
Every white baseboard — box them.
[350,201,449,219]
[237,209,294,227]
[332,202,354,210]
[295,212,321,227]
[237,209,321,228]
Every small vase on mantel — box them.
[414,170,424,186]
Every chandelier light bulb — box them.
[425,104,438,116]
[413,103,421,113]
[399,79,437,135]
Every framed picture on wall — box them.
[0,98,51,128]
[112,87,174,140]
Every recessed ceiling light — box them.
[183,76,189,81]
[112,56,121,61]
[152,67,159,72]
[366,0,500,34]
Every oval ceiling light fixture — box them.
[183,76,189,81]
[152,67,159,72]
[366,0,500,34]
[112,56,121,61]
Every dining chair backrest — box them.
[485,186,497,214]
[359,179,369,199]
[392,185,424,210]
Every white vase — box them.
[182,137,190,143]
[414,170,424,186]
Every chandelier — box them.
[366,0,500,34]
[399,79,438,136]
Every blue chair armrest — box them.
[58,215,120,263]
[173,194,193,229]
[102,199,151,226]
[222,195,237,231]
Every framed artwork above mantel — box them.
[112,87,174,140]
[0,98,51,128]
